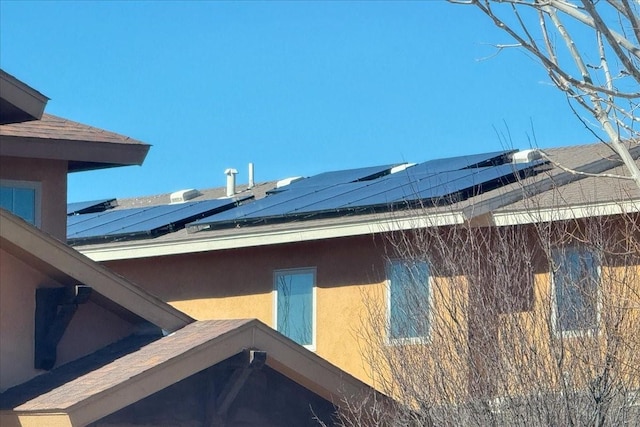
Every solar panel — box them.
[68,209,138,235]
[273,164,399,193]
[67,198,117,215]
[407,150,513,175]
[188,188,311,229]
[190,156,544,231]
[68,195,251,244]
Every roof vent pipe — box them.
[248,162,255,189]
[225,168,238,197]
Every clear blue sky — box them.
[1,1,596,203]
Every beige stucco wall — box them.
[0,156,67,240]
[0,249,59,390]
[105,235,387,384]
[0,248,137,391]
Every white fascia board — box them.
[79,211,466,262]
[491,199,640,226]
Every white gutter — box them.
[78,211,466,261]
[77,198,640,262]
[491,199,640,226]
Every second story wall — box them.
[101,215,640,396]
[104,234,388,384]
[0,156,67,240]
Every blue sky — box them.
[1,1,596,203]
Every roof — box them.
[0,331,163,410]
[0,70,48,125]
[70,143,640,261]
[0,208,193,331]
[0,319,377,426]
[0,113,150,172]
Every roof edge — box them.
[0,70,49,125]
[0,209,193,331]
[77,210,466,261]
[17,319,378,426]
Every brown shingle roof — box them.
[6,320,252,411]
[0,331,163,410]
[0,113,146,146]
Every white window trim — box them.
[550,247,602,338]
[273,267,317,351]
[0,179,42,227]
[385,259,434,346]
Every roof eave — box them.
[0,209,193,332]
[76,210,468,261]
[10,320,379,426]
[0,135,150,172]
[0,70,49,125]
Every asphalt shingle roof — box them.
[0,113,147,146]
[0,320,252,412]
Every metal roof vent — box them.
[276,176,303,188]
[511,149,543,164]
[225,168,238,197]
[170,189,201,204]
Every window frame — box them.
[0,179,42,227]
[273,267,317,350]
[386,258,433,346]
[550,246,601,338]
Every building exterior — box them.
[66,137,640,418]
[0,70,374,426]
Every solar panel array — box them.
[67,195,251,244]
[67,150,547,242]
[188,150,544,232]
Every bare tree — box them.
[451,0,640,188]
[333,202,640,426]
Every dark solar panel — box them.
[273,164,398,193]
[67,198,117,215]
[67,196,251,244]
[68,209,139,236]
[188,188,309,229]
[407,150,513,175]
[190,156,544,231]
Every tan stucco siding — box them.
[0,412,72,427]
[57,301,137,367]
[105,236,387,384]
[0,249,61,390]
[0,248,138,391]
[496,256,640,395]
[0,156,67,240]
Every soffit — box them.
[0,114,150,172]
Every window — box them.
[388,259,431,342]
[552,247,600,334]
[274,268,316,347]
[0,180,40,226]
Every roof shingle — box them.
[0,113,147,146]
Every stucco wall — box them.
[105,235,387,384]
[0,249,60,390]
[0,156,67,240]
[103,219,640,396]
[0,248,137,391]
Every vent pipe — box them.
[225,168,238,197]
[248,163,255,189]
